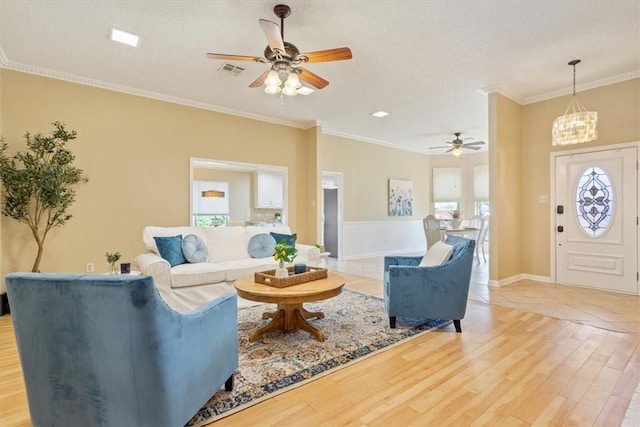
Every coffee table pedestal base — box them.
[250,304,325,342]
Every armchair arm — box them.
[384,256,422,272]
[134,253,171,290]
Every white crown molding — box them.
[482,70,640,106]
[0,60,308,130]
[480,85,524,104]
[321,128,429,155]
[522,70,640,104]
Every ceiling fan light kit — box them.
[207,4,352,98]
[552,59,598,146]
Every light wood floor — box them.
[1,265,638,426]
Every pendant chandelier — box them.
[552,59,597,146]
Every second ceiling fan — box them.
[206,4,352,96]
[429,133,486,156]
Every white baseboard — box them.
[488,273,552,287]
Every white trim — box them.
[342,248,423,261]
[483,70,640,105]
[0,47,7,67]
[321,128,430,155]
[488,274,551,287]
[0,60,308,130]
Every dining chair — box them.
[423,214,442,249]
[476,214,490,262]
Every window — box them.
[432,167,461,218]
[575,165,613,237]
[193,180,230,227]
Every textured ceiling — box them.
[1,1,638,153]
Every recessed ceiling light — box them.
[297,86,314,96]
[371,111,389,118]
[108,27,140,47]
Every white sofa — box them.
[134,225,320,312]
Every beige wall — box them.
[521,78,640,277]
[489,93,523,281]
[318,133,431,221]
[0,70,310,274]
[1,68,636,281]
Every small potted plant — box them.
[105,251,122,275]
[273,238,298,278]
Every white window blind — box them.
[474,164,489,201]
[432,167,461,202]
[193,181,230,214]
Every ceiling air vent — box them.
[218,64,245,76]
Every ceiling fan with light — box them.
[206,4,352,96]
[429,132,485,156]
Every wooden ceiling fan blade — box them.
[465,146,482,151]
[249,70,270,88]
[300,47,353,63]
[259,19,285,53]
[298,67,329,89]
[445,148,455,153]
[206,53,261,62]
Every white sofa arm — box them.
[296,244,321,265]
[134,253,172,290]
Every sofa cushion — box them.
[154,235,186,267]
[219,258,279,282]
[247,233,276,258]
[169,262,227,288]
[270,231,297,246]
[419,241,454,267]
[204,226,251,263]
[182,234,209,263]
[143,226,207,254]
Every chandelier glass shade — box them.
[264,69,302,96]
[452,146,463,157]
[552,59,598,146]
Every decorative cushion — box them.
[270,232,297,247]
[247,233,276,259]
[181,234,209,263]
[419,241,454,267]
[154,235,186,267]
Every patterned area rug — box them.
[186,289,449,426]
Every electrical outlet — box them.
[86,262,94,273]
[538,195,549,203]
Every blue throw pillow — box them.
[182,234,208,263]
[154,235,186,267]
[248,233,277,258]
[270,232,297,247]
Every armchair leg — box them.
[389,316,396,329]
[225,374,234,391]
[453,319,462,333]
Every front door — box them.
[555,147,638,294]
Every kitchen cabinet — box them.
[255,171,283,208]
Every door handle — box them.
[557,225,564,233]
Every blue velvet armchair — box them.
[384,235,475,332]
[6,273,238,427]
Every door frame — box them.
[321,171,343,260]
[549,141,640,289]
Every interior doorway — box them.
[322,172,342,259]
[553,145,638,294]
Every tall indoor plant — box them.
[0,122,88,272]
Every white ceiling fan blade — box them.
[259,19,285,53]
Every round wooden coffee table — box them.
[234,273,345,342]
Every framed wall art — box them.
[388,179,413,216]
